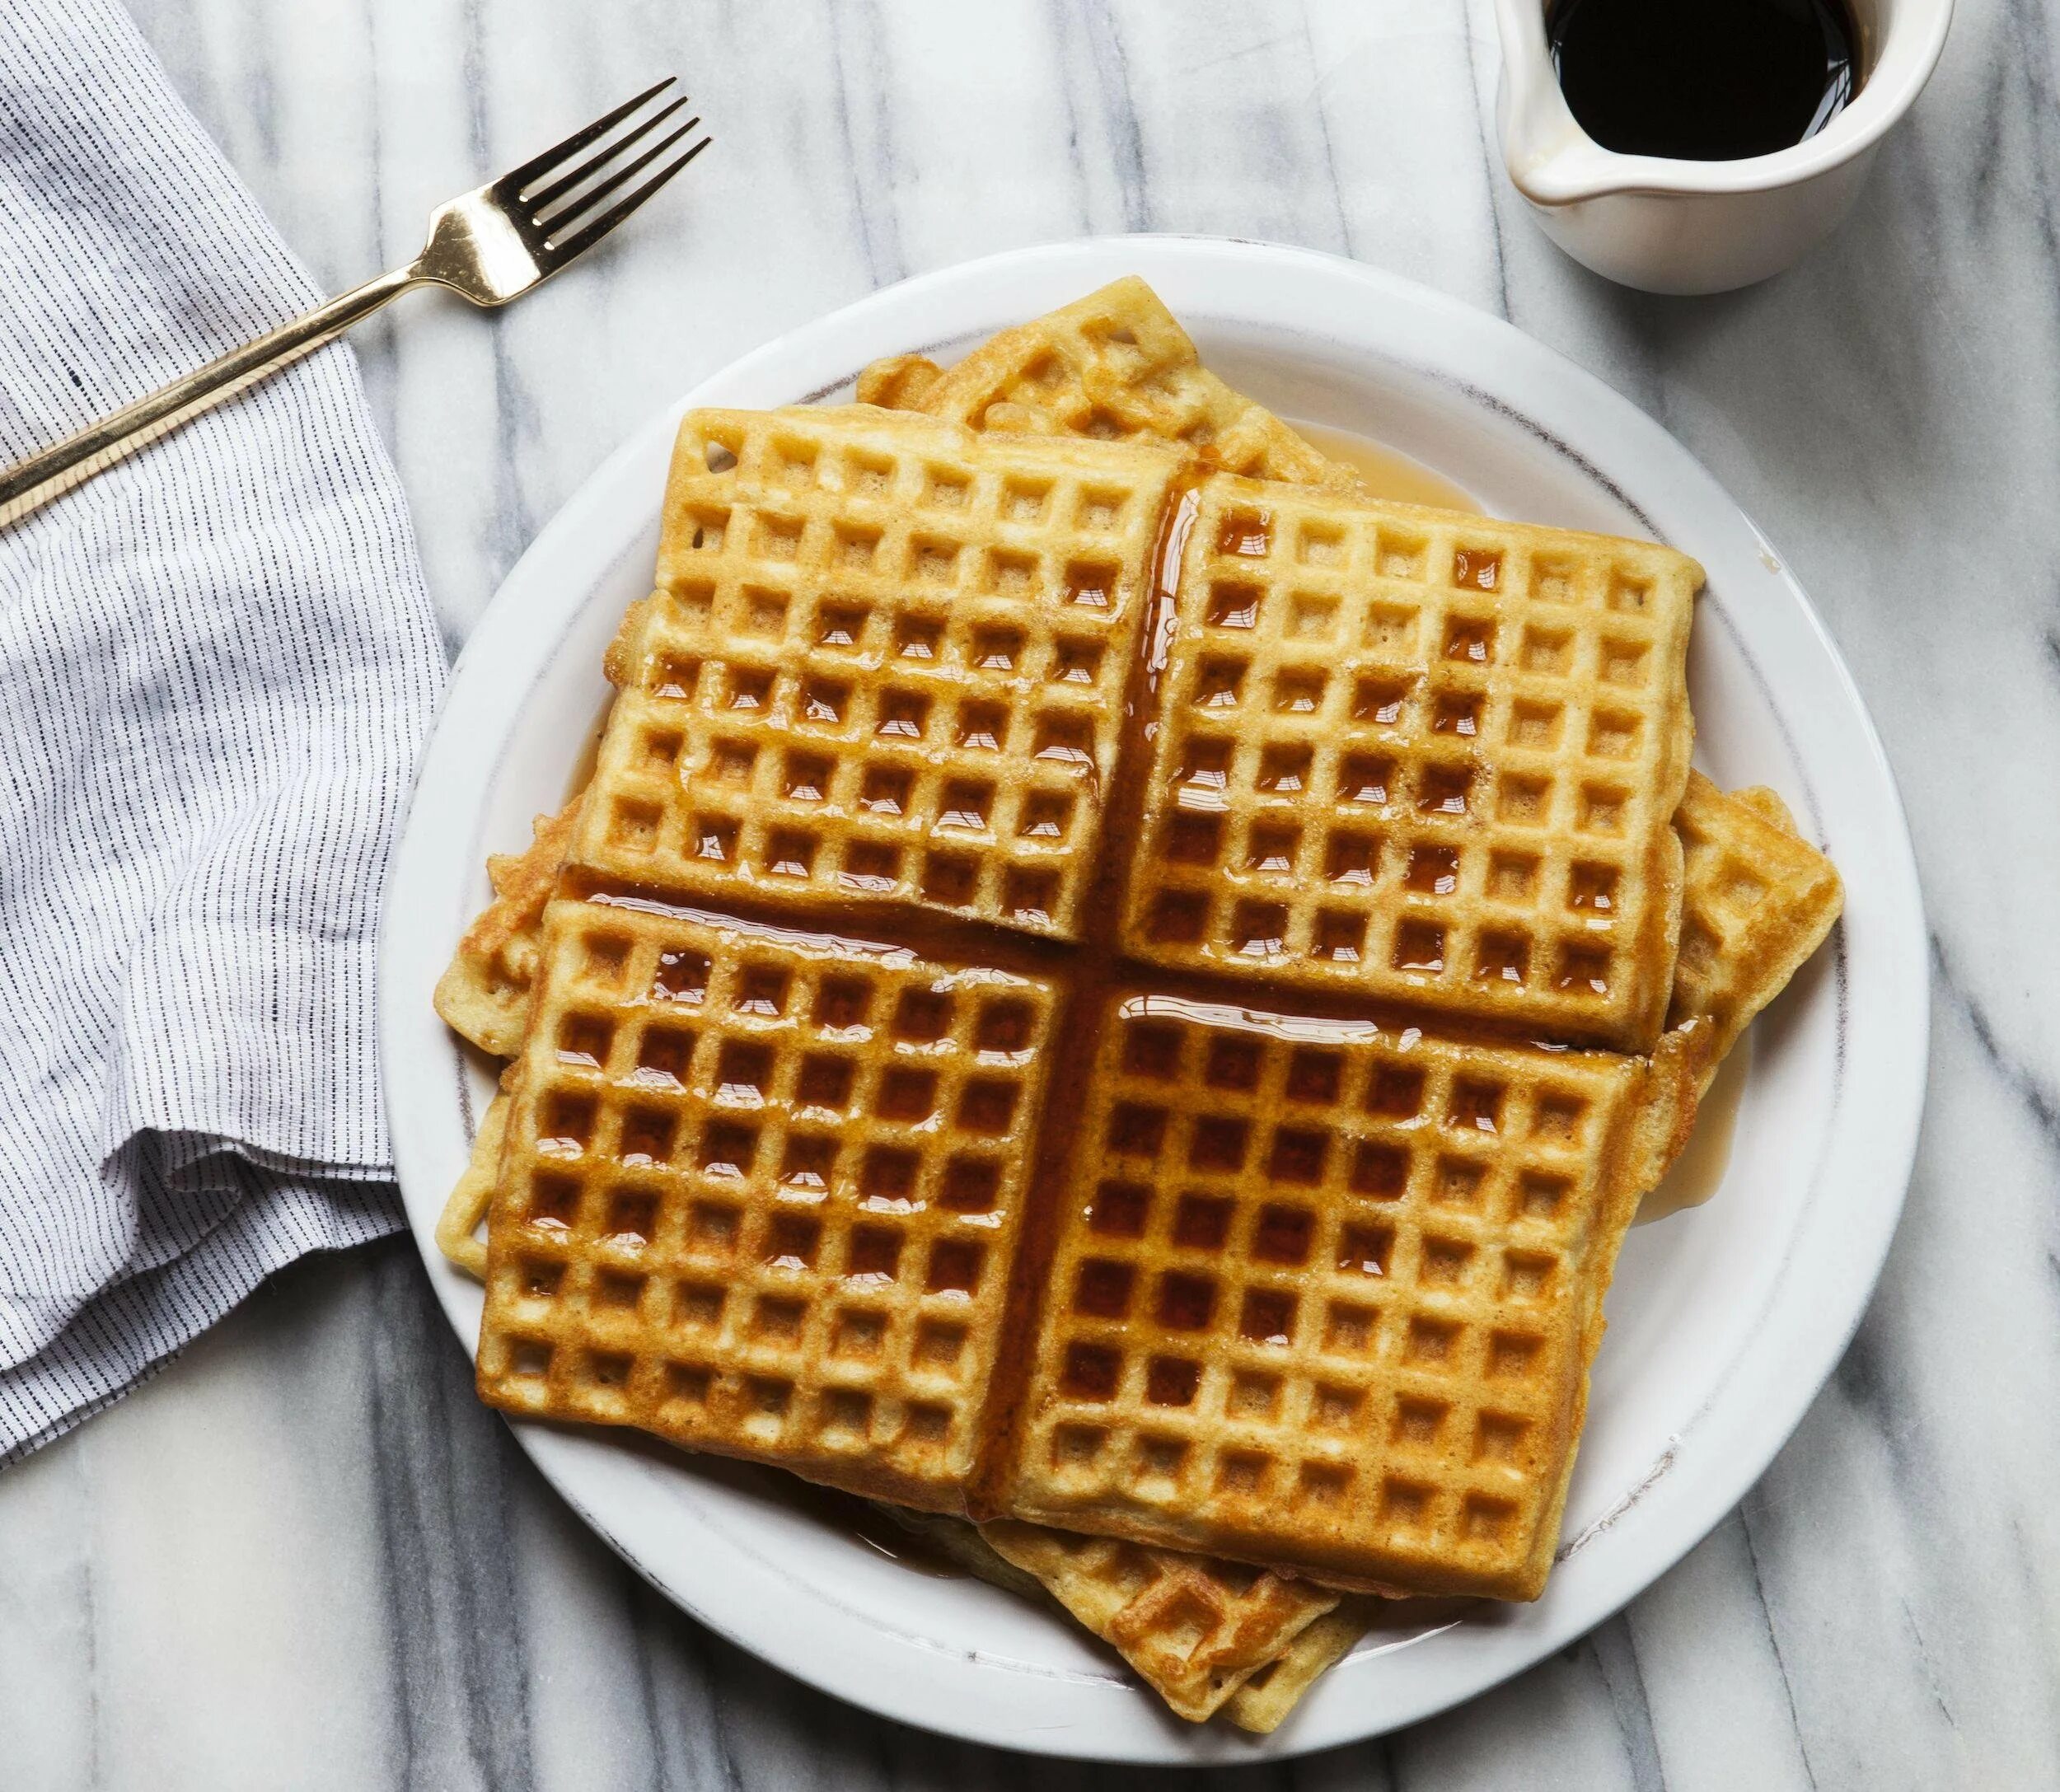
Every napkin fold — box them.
[0,0,446,1461]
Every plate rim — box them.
[377,233,1928,1763]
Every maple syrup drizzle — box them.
[967,468,1209,1517]
[1294,424,1483,516]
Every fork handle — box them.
[0,265,420,531]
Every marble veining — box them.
[2,0,2056,1785]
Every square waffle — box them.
[566,406,1183,941]
[855,275,1366,492]
[475,892,1059,1509]
[995,991,1696,1599]
[1121,475,1701,1053]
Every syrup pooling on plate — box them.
[1294,424,1482,516]
[1636,1029,1748,1224]
[777,1480,972,1579]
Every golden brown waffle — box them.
[1122,475,1701,1053]
[433,798,583,1056]
[854,353,943,414]
[1670,770,1842,1064]
[475,893,1059,1509]
[1218,1598,1384,1732]
[566,406,1183,942]
[999,990,1699,1599]
[977,1517,1341,1722]
[855,276,1366,492]
[437,1072,517,1276]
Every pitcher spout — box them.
[1491,0,1634,205]
[1505,125,1629,208]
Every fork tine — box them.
[542,134,711,264]
[496,76,677,197]
[537,116,703,236]
[526,95,691,218]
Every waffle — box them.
[565,406,1183,942]
[434,798,583,1056]
[1121,475,1701,1053]
[438,1069,517,1276]
[978,1518,1341,1723]
[854,1504,1357,1734]
[1669,770,1842,1066]
[854,353,943,414]
[1218,1598,1387,1732]
[855,276,1366,493]
[867,1500,1374,1734]
[475,892,1060,1509]
[997,989,1701,1598]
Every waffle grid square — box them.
[1123,476,1697,1052]
[570,409,1183,940]
[1004,994,1644,1590]
[477,898,1057,1504]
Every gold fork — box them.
[0,78,709,529]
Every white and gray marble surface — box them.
[2,1,2053,1785]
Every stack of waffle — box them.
[433,280,1842,1729]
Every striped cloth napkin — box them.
[0,0,446,1460]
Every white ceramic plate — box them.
[377,237,1927,1763]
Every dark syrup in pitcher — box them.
[1547,0,1859,161]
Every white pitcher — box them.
[1492,0,1954,294]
